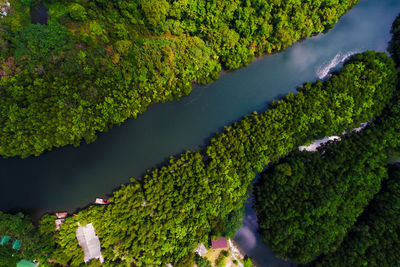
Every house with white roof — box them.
[76,222,104,264]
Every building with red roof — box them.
[211,237,227,249]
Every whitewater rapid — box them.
[316,50,361,79]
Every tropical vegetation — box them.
[253,97,400,262]
[0,0,359,157]
[0,212,55,267]
[316,163,400,267]
[253,13,400,264]
[46,51,396,266]
[0,49,396,266]
[3,4,400,267]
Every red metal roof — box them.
[211,237,227,249]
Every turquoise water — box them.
[1,0,399,265]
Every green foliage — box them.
[195,254,212,267]
[317,163,400,266]
[139,0,170,28]
[0,0,359,157]
[20,0,34,7]
[221,205,245,238]
[69,3,87,22]
[0,212,55,264]
[315,16,400,265]
[243,257,253,267]
[254,132,389,263]
[43,51,397,265]
[0,244,19,267]
[389,14,400,65]
[0,33,219,157]
[216,251,229,267]
[13,23,71,64]
[254,69,400,263]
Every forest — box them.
[254,95,400,263]
[0,49,395,266]
[0,0,359,157]
[0,212,55,266]
[254,13,400,265]
[2,3,400,267]
[316,163,400,266]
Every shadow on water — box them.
[30,2,48,25]
[234,195,297,267]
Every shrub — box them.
[13,23,71,64]
[243,257,253,267]
[316,163,400,266]
[20,0,33,6]
[216,251,229,267]
[195,254,212,267]
[69,3,87,21]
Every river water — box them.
[1,0,399,265]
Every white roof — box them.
[76,223,104,263]
[194,243,208,256]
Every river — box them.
[1,0,399,266]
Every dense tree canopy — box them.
[313,16,400,266]
[316,164,400,267]
[253,126,391,263]
[253,51,400,263]
[1,3,400,266]
[44,51,396,266]
[389,13,400,66]
[0,0,359,157]
[0,212,55,266]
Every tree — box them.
[139,0,170,28]
[0,212,55,264]
[47,51,397,265]
[254,72,400,264]
[195,254,212,267]
[69,4,87,22]
[0,244,19,267]
[389,14,400,65]
[0,0,359,157]
[253,132,389,263]
[316,164,400,266]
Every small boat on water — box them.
[95,198,110,204]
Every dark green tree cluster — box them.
[0,212,56,266]
[195,254,212,267]
[389,13,400,66]
[47,52,396,266]
[312,16,400,266]
[13,22,72,64]
[316,164,400,267]
[253,126,391,263]
[0,0,359,157]
[253,67,400,263]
